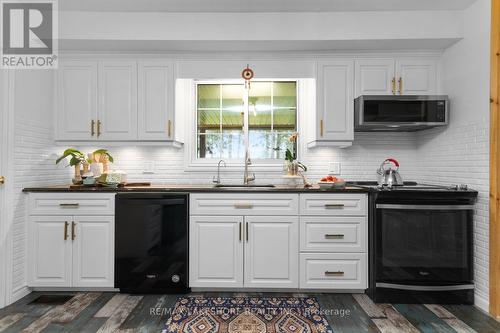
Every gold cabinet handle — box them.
[325,271,344,276]
[320,119,324,137]
[325,234,345,239]
[398,77,403,94]
[234,203,253,209]
[324,203,345,209]
[59,203,79,208]
[71,222,76,241]
[0,176,4,185]
[246,222,249,242]
[97,120,102,137]
[391,77,396,95]
[64,222,69,240]
[91,120,95,136]
[168,120,172,138]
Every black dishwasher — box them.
[115,193,190,294]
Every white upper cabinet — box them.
[138,61,174,140]
[56,59,178,143]
[355,58,438,97]
[396,59,437,95]
[57,61,98,141]
[311,59,354,147]
[355,59,395,96]
[98,61,138,141]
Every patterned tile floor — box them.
[0,292,499,333]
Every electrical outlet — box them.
[143,161,155,174]
[329,162,341,175]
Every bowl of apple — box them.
[318,176,346,189]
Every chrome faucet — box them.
[243,152,255,185]
[213,160,226,184]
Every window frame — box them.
[186,78,300,171]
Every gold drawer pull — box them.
[325,234,344,239]
[324,204,345,209]
[64,222,69,240]
[325,271,344,276]
[234,203,253,209]
[59,203,80,208]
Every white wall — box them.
[5,71,70,304]
[416,0,491,311]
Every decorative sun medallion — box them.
[242,65,254,88]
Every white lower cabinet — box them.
[189,193,367,291]
[244,216,298,288]
[189,216,244,288]
[72,216,114,287]
[29,216,73,287]
[28,193,115,288]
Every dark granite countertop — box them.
[22,184,370,194]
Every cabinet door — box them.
[28,216,72,287]
[396,59,437,95]
[138,61,174,140]
[189,216,244,288]
[244,216,298,288]
[98,61,138,140]
[57,61,98,140]
[355,59,395,96]
[316,60,354,142]
[72,216,114,287]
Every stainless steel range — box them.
[349,181,478,304]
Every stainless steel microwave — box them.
[354,95,449,132]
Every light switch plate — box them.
[329,162,341,175]
[143,161,155,174]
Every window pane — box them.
[222,84,244,129]
[274,131,296,159]
[221,130,244,159]
[249,130,275,159]
[274,82,297,108]
[197,133,220,159]
[198,84,220,109]
[249,82,272,129]
[198,109,220,130]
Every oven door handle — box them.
[376,204,475,210]
[376,283,474,291]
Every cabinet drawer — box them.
[300,253,367,290]
[29,193,115,216]
[300,194,367,216]
[190,193,299,216]
[300,217,366,253]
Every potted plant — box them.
[284,133,307,176]
[55,148,86,184]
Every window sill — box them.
[184,160,285,173]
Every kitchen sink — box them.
[213,184,276,188]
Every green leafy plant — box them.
[55,148,85,167]
[92,149,114,163]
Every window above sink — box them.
[194,80,298,163]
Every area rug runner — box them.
[163,296,333,333]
